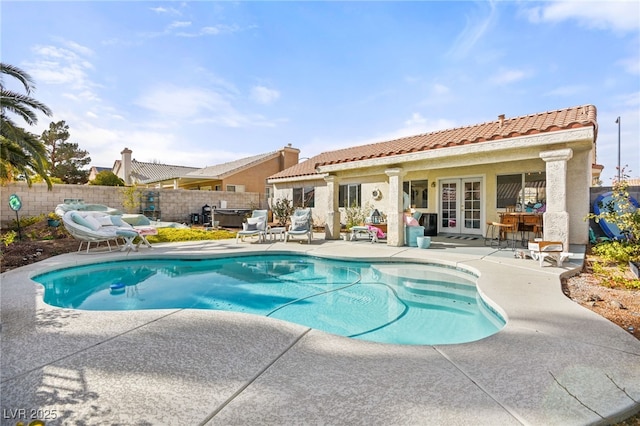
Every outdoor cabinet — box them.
[420,213,438,236]
[141,191,161,220]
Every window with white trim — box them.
[338,184,361,208]
[496,172,546,209]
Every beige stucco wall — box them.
[272,154,590,244]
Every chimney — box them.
[498,114,505,128]
[279,144,300,170]
[121,147,132,185]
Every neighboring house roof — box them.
[113,159,199,184]
[185,151,282,179]
[269,104,597,180]
[92,166,111,173]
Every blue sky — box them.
[3,1,639,181]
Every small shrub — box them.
[9,214,44,231]
[1,231,17,247]
[344,201,371,229]
[272,198,295,226]
[588,167,639,244]
[145,227,236,243]
[120,186,140,214]
[592,241,639,264]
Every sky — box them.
[2,1,639,182]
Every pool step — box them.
[371,264,478,307]
[371,264,476,286]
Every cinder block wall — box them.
[0,183,260,228]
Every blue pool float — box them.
[593,192,639,240]
[110,282,125,291]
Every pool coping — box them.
[1,236,639,425]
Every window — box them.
[403,180,428,209]
[496,172,546,209]
[339,184,361,208]
[293,186,315,208]
[226,185,236,192]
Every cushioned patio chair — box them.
[285,208,313,244]
[236,210,269,243]
[62,211,138,253]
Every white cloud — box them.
[301,115,457,159]
[432,83,450,95]
[395,116,456,139]
[168,21,191,30]
[543,85,588,97]
[135,85,232,119]
[25,41,100,104]
[150,6,182,16]
[135,84,282,128]
[447,0,497,59]
[175,24,247,38]
[489,68,530,85]
[526,1,640,33]
[250,86,280,105]
[404,112,426,126]
[619,55,640,75]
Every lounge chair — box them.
[62,211,139,253]
[236,210,269,243]
[285,208,313,244]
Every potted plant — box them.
[47,212,61,227]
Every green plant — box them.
[47,212,60,220]
[272,198,295,226]
[586,168,640,289]
[344,201,372,229]
[588,168,640,244]
[144,227,236,243]
[120,185,140,214]
[1,231,17,247]
[9,214,44,231]
[592,240,639,264]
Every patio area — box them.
[1,235,639,425]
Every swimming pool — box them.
[33,255,505,345]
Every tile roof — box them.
[269,104,597,180]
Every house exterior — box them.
[87,166,112,182]
[268,105,600,249]
[112,145,300,204]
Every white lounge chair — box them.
[62,211,139,253]
[236,210,269,243]
[285,208,313,244]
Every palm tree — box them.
[1,62,53,188]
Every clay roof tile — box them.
[269,104,597,180]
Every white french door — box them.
[439,178,483,235]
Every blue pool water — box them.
[33,255,505,345]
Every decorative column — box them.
[324,175,341,240]
[540,148,573,250]
[385,167,406,247]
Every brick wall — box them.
[0,183,260,228]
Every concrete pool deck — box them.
[1,235,639,425]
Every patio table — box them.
[134,226,158,249]
[268,227,286,242]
